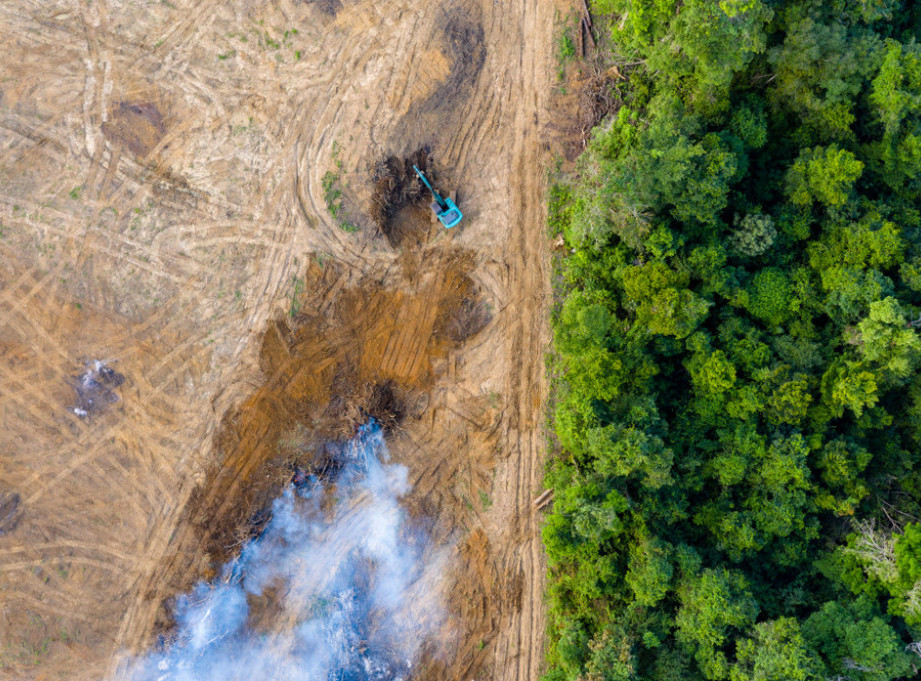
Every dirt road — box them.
[0,1,556,679]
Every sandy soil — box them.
[0,1,558,679]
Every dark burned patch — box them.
[392,3,485,151]
[70,360,125,419]
[303,0,342,16]
[371,148,450,248]
[102,101,166,158]
[0,490,21,535]
[414,5,486,118]
[364,381,407,434]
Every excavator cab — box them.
[412,165,463,229]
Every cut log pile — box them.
[579,0,596,56]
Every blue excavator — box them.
[413,165,463,229]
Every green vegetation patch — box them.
[322,142,358,233]
[544,2,921,681]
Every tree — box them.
[857,297,921,385]
[819,266,894,324]
[822,359,880,418]
[851,0,903,23]
[624,94,741,225]
[664,0,774,113]
[640,287,712,338]
[730,617,825,681]
[557,618,591,677]
[870,41,921,137]
[626,537,674,607]
[729,98,768,149]
[687,350,737,397]
[766,377,812,426]
[705,423,764,487]
[786,145,864,208]
[589,424,674,489]
[813,439,871,516]
[583,623,638,681]
[676,568,759,679]
[807,210,904,272]
[729,212,777,257]
[891,522,921,627]
[803,598,913,681]
[748,434,815,538]
[744,268,793,327]
[768,18,882,141]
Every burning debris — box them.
[70,360,125,418]
[123,421,445,681]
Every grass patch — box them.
[322,143,358,233]
[288,275,304,319]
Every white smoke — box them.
[122,421,445,681]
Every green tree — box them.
[786,145,864,208]
[870,41,921,137]
[819,266,894,324]
[891,522,921,627]
[803,598,913,681]
[807,211,904,272]
[766,377,812,425]
[640,287,712,338]
[663,0,774,113]
[813,438,871,516]
[744,268,793,327]
[729,212,777,257]
[730,617,825,681]
[729,98,768,149]
[857,297,921,384]
[626,537,674,607]
[870,40,921,197]
[688,350,737,397]
[676,568,759,679]
[589,424,674,489]
[583,624,638,681]
[822,360,880,418]
[768,18,882,140]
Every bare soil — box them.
[0,0,562,679]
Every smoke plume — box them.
[123,421,445,681]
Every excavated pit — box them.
[372,148,460,249]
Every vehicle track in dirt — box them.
[0,1,558,679]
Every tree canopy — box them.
[544,2,921,680]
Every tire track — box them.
[0,1,558,679]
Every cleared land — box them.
[0,1,557,679]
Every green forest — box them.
[544,1,921,680]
